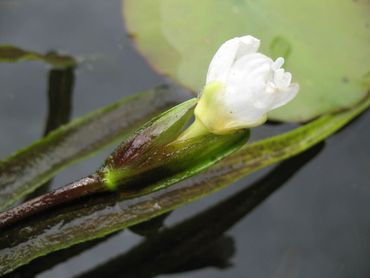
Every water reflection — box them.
[1,2,369,277]
[129,212,171,237]
[43,66,74,136]
[26,66,75,199]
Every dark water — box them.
[0,1,369,277]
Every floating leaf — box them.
[1,95,368,275]
[7,146,320,277]
[124,0,370,122]
[0,85,191,211]
[0,45,77,68]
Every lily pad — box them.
[124,0,370,122]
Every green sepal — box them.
[101,98,198,190]
[100,99,249,191]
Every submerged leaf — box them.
[0,45,77,68]
[0,95,368,275]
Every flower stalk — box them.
[175,118,209,142]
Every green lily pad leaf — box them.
[124,0,370,122]
[0,45,77,68]
[0,95,368,276]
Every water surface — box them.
[0,1,369,277]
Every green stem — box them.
[175,119,210,142]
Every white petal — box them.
[226,53,273,98]
[227,53,272,84]
[206,36,260,84]
[235,35,261,59]
[206,38,241,84]
[270,83,299,110]
[223,105,268,129]
[271,57,284,70]
[274,69,292,88]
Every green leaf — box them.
[0,45,77,68]
[0,85,190,211]
[1,95,368,275]
[4,146,321,277]
[124,0,370,122]
[76,147,321,278]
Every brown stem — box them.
[0,174,106,229]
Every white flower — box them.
[194,35,299,135]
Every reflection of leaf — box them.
[169,235,234,272]
[0,45,77,68]
[43,68,74,136]
[0,95,368,276]
[0,85,191,211]
[129,211,170,236]
[79,236,235,278]
[26,68,75,200]
[124,0,370,122]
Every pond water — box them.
[0,1,369,277]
